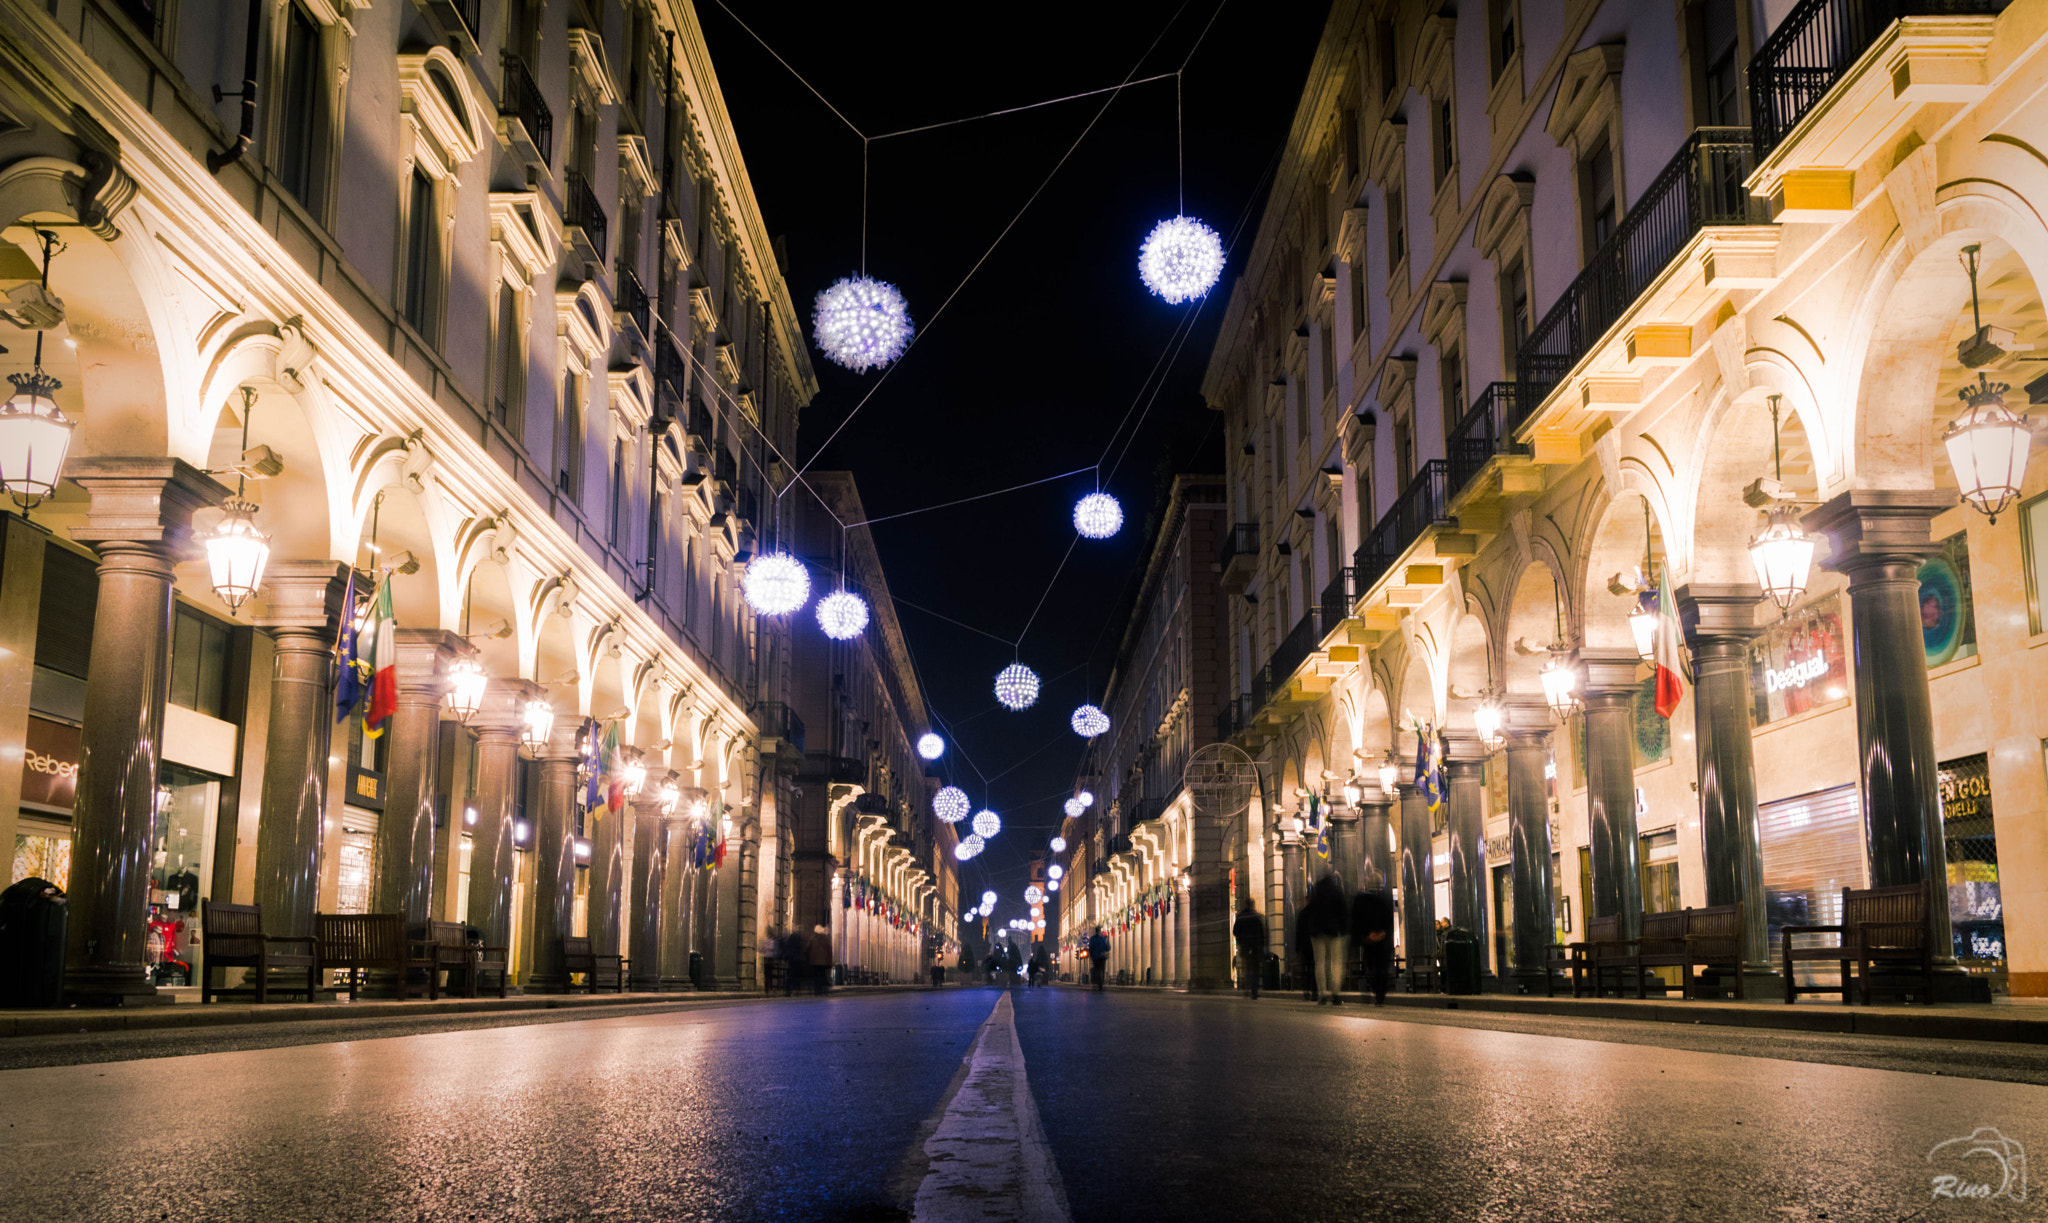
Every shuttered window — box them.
[1759,785,1866,978]
[35,546,98,680]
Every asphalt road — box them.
[4,987,2043,1222]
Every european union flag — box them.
[1415,722,1445,813]
[333,570,362,723]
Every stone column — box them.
[1442,733,1492,988]
[1808,491,1981,999]
[1358,796,1395,892]
[630,796,667,990]
[1580,652,1646,944]
[251,561,350,943]
[659,808,694,989]
[1279,824,1304,987]
[1397,786,1435,987]
[1505,715,1557,993]
[464,680,535,963]
[65,459,226,1004]
[1329,810,1364,902]
[587,783,626,961]
[524,716,581,993]
[1677,586,1774,988]
[370,630,459,926]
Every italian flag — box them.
[360,579,398,732]
[1653,578,1684,719]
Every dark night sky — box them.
[701,2,1330,916]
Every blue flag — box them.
[334,570,362,723]
[1415,721,1446,813]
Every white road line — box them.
[912,992,1072,1223]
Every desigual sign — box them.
[21,716,81,810]
[1762,653,1830,694]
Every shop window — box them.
[12,822,69,890]
[457,833,475,923]
[1918,531,1976,667]
[1947,753,2002,987]
[1491,862,1512,977]
[1759,784,1865,982]
[1640,830,1679,914]
[335,826,376,913]
[1749,593,1847,725]
[169,607,231,719]
[149,765,217,986]
[35,545,98,682]
[1577,845,1593,952]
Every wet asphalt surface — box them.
[5,986,2045,1222]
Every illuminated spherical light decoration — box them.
[916,733,945,761]
[955,833,985,861]
[1062,797,1084,818]
[1049,836,1068,853]
[815,589,870,640]
[1025,885,1045,905]
[812,275,913,372]
[972,809,1002,840]
[1047,864,1064,880]
[994,663,1040,711]
[934,786,971,823]
[1070,704,1110,738]
[1072,492,1123,540]
[1137,215,1226,304]
[742,551,810,616]
[981,890,998,909]
[1048,879,1060,892]
[1078,790,1095,808]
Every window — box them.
[1433,95,1456,188]
[168,608,231,719]
[608,437,626,546]
[1377,19,1398,102]
[1503,259,1530,358]
[685,537,699,626]
[558,372,586,498]
[1440,341,1465,431]
[1394,411,1415,487]
[1320,322,1335,394]
[507,0,540,68]
[401,167,439,338]
[1349,260,1367,347]
[1386,176,1407,270]
[1920,531,1976,667]
[1295,379,1310,447]
[1581,134,1618,254]
[1488,0,1518,80]
[1341,108,1360,183]
[1695,0,1741,126]
[2020,491,2048,632]
[492,280,525,438]
[276,4,326,212]
[1640,830,1679,914]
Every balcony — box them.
[1748,0,2003,215]
[1354,460,1453,596]
[687,393,714,449]
[752,701,805,755]
[1219,522,1258,592]
[614,264,651,344]
[1514,129,1760,436]
[654,323,688,412]
[563,169,608,268]
[828,756,866,785]
[422,0,481,55]
[1446,382,1536,503]
[497,55,552,172]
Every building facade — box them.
[1206,0,2043,997]
[785,472,961,984]
[1054,475,1230,988]
[0,0,838,998]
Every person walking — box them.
[1232,902,1266,999]
[1028,945,1048,988]
[805,924,833,995]
[778,929,807,997]
[1352,883,1396,1005]
[1304,870,1350,1005]
[1087,926,1111,991]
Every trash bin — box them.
[1261,953,1281,991]
[0,877,68,1008]
[688,950,704,987]
[1442,925,1481,995]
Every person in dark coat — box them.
[1232,903,1266,999]
[1303,870,1351,1005]
[778,929,807,996]
[1351,886,1396,1005]
[1086,926,1111,991]
[806,925,834,995]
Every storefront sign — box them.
[1749,594,1847,726]
[1940,753,2002,971]
[21,716,81,810]
[1484,834,1510,862]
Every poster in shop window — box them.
[1749,594,1847,726]
[1919,533,1978,668]
[1940,753,2003,972]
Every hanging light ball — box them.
[916,733,945,761]
[0,368,74,511]
[1747,505,1816,614]
[1025,885,1045,905]
[742,551,810,616]
[445,655,489,725]
[934,786,971,824]
[203,497,271,614]
[955,834,985,861]
[815,589,870,640]
[981,890,998,909]
[1070,704,1110,738]
[994,663,1040,711]
[1073,492,1123,539]
[1049,836,1068,853]
[1137,215,1226,303]
[519,696,555,756]
[1946,373,2032,522]
[1540,648,1581,721]
[1063,797,1085,818]
[1048,864,1064,880]
[1048,879,1061,893]
[972,809,1002,839]
[812,275,913,372]
[1078,790,1095,808]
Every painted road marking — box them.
[911,992,1071,1223]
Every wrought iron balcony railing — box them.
[1354,460,1452,594]
[499,54,552,169]
[614,263,650,338]
[752,701,805,755]
[1750,0,2009,159]
[1447,382,1528,499]
[1219,522,1259,568]
[1320,567,1355,629]
[1511,129,1757,427]
[563,168,608,262]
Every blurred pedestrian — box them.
[806,924,833,995]
[1232,902,1265,1000]
[1087,926,1110,991]
[1304,870,1349,1005]
[1028,945,1048,987]
[1352,884,1395,1005]
[778,928,807,996]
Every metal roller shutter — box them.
[1759,784,1866,980]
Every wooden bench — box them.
[561,936,626,993]
[1783,882,1934,1005]
[1676,904,1746,1000]
[419,921,510,999]
[316,913,435,1001]
[199,901,319,1004]
[1549,915,1622,998]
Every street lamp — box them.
[1627,591,1658,662]
[622,753,646,798]
[202,386,270,614]
[0,231,75,514]
[445,654,488,725]
[519,695,554,756]
[1473,691,1506,751]
[1746,395,1815,614]
[1540,647,1580,721]
[1377,750,1399,797]
[1945,372,2031,523]
[1341,775,1363,806]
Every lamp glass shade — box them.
[1944,380,2030,520]
[1377,757,1398,796]
[1747,506,1816,613]
[622,758,646,797]
[1540,652,1580,720]
[204,498,271,613]
[445,656,488,724]
[658,780,680,813]
[1472,697,1506,749]
[519,697,554,755]
[0,372,73,508]
[1341,780,1362,806]
[1627,599,1658,663]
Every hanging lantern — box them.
[445,655,488,725]
[1341,776,1363,806]
[812,275,914,372]
[816,589,870,640]
[1627,589,1659,662]
[994,663,1040,711]
[1540,648,1580,721]
[203,496,271,614]
[1048,879,1060,893]
[980,889,999,909]
[622,755,647,797]
[519,696,555,756]
[972,808,1002,839]
[1047,864,1064,880]
[1049,836,1067,853]
[916,732,945,761]
[1748,505,1816,614]
[933,786,970,824]
[659,777,680,814]
[742,551,810,616]
[1472,691,1506,751]
[1377,751,1398,796]
[0,231,75,513]
[1025,885,1045,905]
[1137,215,1226,303]
[1945,373,2030,523]
[1070,704,1110,738]
[1073,492,1123,539]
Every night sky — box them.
[702,2,1330,913]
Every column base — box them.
[64,968,166,1007]
[523,974,573,995]
[1860,967,1991,1004]
[658,976,696,992]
